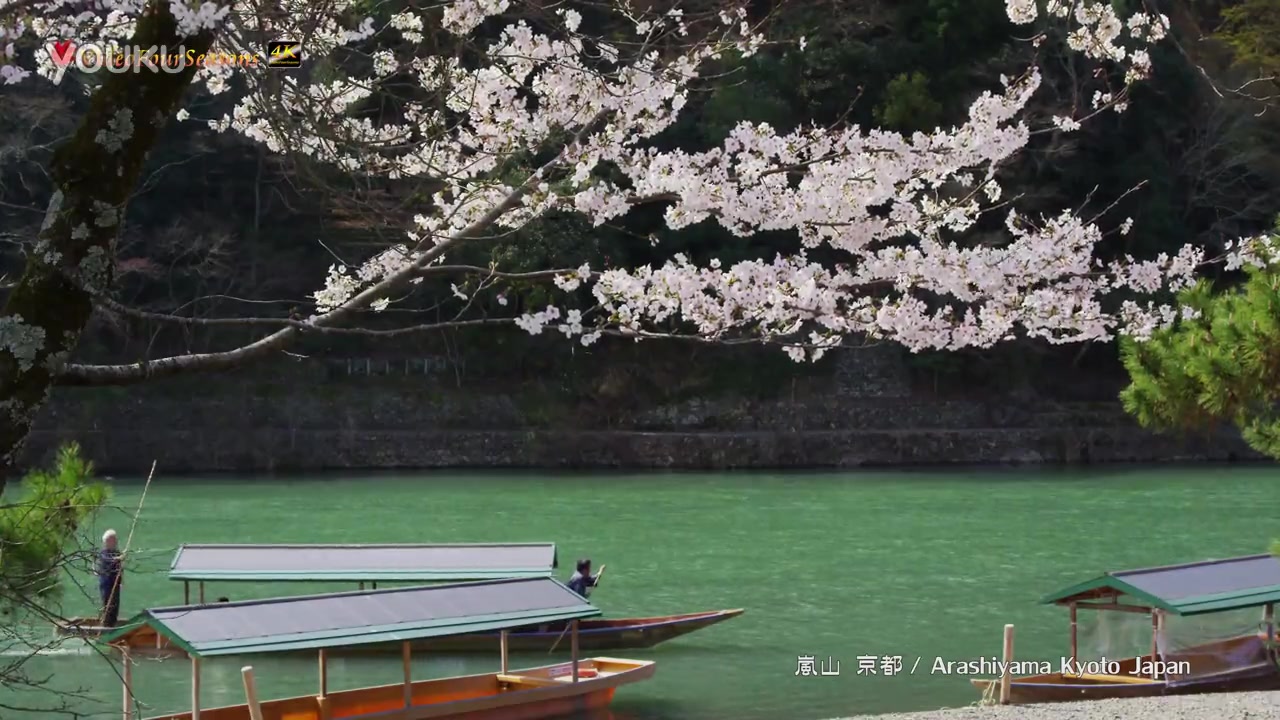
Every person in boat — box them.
[567,558,604,598]
[97,529,124,627]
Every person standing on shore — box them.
[97,529,124,627]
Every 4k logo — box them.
[267,41,301,68]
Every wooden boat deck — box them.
[148,658,653,720]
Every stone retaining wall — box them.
[24,348,1258,473]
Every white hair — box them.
[102,529,117,544]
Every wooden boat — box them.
[104,577,656,720]
[58,617,165,646]
[151,658,654,720]
[62,542,743,654]
[971,633,1280,703]
[973,554,1280,705]
[57,541,562,641]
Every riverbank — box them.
[838,692,1280,719]
[29,348,1260,473]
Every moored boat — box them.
[60,542,743,654]
[57,541,561,641]
[972,553,1280,704]
[103,577,656,720]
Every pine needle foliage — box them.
[1120,222,1280,458]
[0,443,109,611]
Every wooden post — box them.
[999,624,1014,705]
[1068,602,1077,663]
[191,657,202,720]
[241,666,265,720]
[1157,607,1167,676]
[570,619,580,683]
[500,630,509,673]
[402,641,412,707]
[319,648,328,696]
[121,648,133,720]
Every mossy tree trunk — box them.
[0,2,217,490]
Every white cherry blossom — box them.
[0,0,1251,364]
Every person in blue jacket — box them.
[97,529,123,627]
[567,558,604,598]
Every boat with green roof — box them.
[104,576,656,720]
[972,553,1280,704]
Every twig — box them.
[99,461,156,624]
[122,460,156,557]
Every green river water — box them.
[5,467,1280,719]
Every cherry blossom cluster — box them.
[4,0,1267,360]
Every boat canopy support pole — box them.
[571,620,580,683]
[319,648,328,696]
[183,581,190,605]
[1265,603,1274,642]
[1068,602,1077,662]
[402,641,412,708]
[198,582,205,604]
[500,630,509,674]
[121,647,133,720]
[242,666,265,720]
[359,582,365,590]
[191,656,202,720]
[1150,611,1160,679]
[999,624,1013,705]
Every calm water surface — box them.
[6,467,1280,719]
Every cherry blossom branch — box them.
[8,0,1270,391]
[91,304,516,336]
[56,87,610,385]
[79,262,584,338]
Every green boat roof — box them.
[167,542,558,582]
[103,577,599,657]
[1042,553,1280,616]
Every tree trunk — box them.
[0,3,217,491]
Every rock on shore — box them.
[837,692,1280,719]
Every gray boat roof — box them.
[104,577,598,656]
[1043,553,1280,615]
[167,542,558,582]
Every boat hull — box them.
[58,617,173,654]
[971,667,1280,704]
[145,657,654,720]
[970,634,1280,704]
[65,609,743,656]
